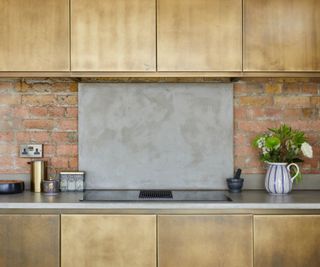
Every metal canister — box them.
[41,180,59,195]
[29,160,47,192]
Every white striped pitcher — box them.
[265,162,300,194]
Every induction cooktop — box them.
[81,190,232,202]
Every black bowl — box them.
[226,178,244,193]
[0,180,25,194]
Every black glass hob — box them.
[81,190,232,202]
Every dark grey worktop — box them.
[0,190,320,210]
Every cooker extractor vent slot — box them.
[139,190,173,199]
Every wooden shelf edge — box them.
[0,72,72,78]
[0,71,320,78]
[242,72,320,78]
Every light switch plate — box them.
[19,144,43,158]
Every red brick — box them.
[0,132,14,142]
[301,83,318,94]
[234,82,264,95]
[289,120,320,131]
[52,132,77,144]
[0,82,14,92]
[13,107,29,118]
[0,145,16,154]
[311,96,320,106]
[65,107,78,118]
[48,107,65,117]
[265,83,282,94]
[234,107,247,120]
[0,107,11,118]
[246,108,268,119]
[301,108,318,119]
[29,107,47,117]
[43,144,56,156]
[239,96,273,106]
[57,144,78,156]
[0,156,14,168]
[22,95,55,106]
[29,131,50,143]
[0,169,18,174]
[57,120,78,131]
[52,82,78,92]
[57,95,78,106]
[302,158,318,169]
[281,109,303,119]
[282,83,301,94]
[23,119,54,130]
[68,157,78,169]
[234,133,250,145]
[237,121,278,133]
[274,96,310,107]
[70,83,78,92]
[14,157,30,171]
[0,94,20,105]
[16,132,30,142]
[234,145,256,155]
[50,157,69,169]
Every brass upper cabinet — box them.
[0,0,69,71]
[157,0,242,71]
[61,215,156,267]
[255,215,320,267]
[244,0,320,71]
[158,215,253,267]
[0,215,60,267]
[71,0,156,71]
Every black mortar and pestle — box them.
[226,169,244,193]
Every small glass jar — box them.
[41,180,59,195]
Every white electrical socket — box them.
[19,144,43,158]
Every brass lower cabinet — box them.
[0,215,60,267]
[61,214,156,267]
[158,215,253,267]
[254,215,320,267]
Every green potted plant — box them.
[253,124,313,194]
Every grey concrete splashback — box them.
[79,83,233,189]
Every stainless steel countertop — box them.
[0,190,320,210]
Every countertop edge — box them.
[1,203,320,210]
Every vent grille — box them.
[139,190,173,199]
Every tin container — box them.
[41,180,59,195]
[60,171,85,192]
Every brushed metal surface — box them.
[0,215,59,267]
[158,215,253,267]
[254,215,320,267]
[61,214,156,267]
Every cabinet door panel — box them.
[254,215,320,267]
[157,0,242,71]
[61,215,156,267]
[0,0,69,71]
[0,215,60,267]
[158,215,253,267]
[71,0,156,71]
[244,0,320,71]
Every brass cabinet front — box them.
[244,0,320,71]
[0,0,69,71]
[158,215,253,267]
[157,0,242,71]
[254,215,320,267]
[71,0,156,72]
[0,215,60,267]
[61,214,156,267]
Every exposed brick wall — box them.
[0,79,78,175]
[234,78,320,174]
[0,78,319,176]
